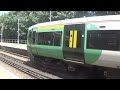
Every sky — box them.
[0,11,9,16]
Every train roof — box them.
[29,15,120,30]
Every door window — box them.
[64,30,82,48]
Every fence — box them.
[0,39,27,44]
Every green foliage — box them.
[0,11,120,40]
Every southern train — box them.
[27,15,120,75]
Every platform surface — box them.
[0,42,27,50]
[0,65,19,79]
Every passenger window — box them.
[53,32,62,46]
[37,32,62,46]
[32,31,36,44]
[29,31,32,38]
[87,30,120,51]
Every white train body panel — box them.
[92,50,120,68]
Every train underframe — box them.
[29,53,110,79]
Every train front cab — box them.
[63,24,85,64]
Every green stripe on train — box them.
[84,24,102,64]
[35,45,64,59]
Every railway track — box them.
[0,50,61,79]
[0,49,29,59]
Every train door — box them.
[63,24,85,63]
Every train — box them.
[27,15,120,73]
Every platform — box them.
[0,65,19,79]
[0,42,28,56]
[0,42,27,50]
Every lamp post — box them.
[17,18,20,44]
[29,11,33,17]
[50,11,51,22]
[1,23,3,42]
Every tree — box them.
[0,11,120,40]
